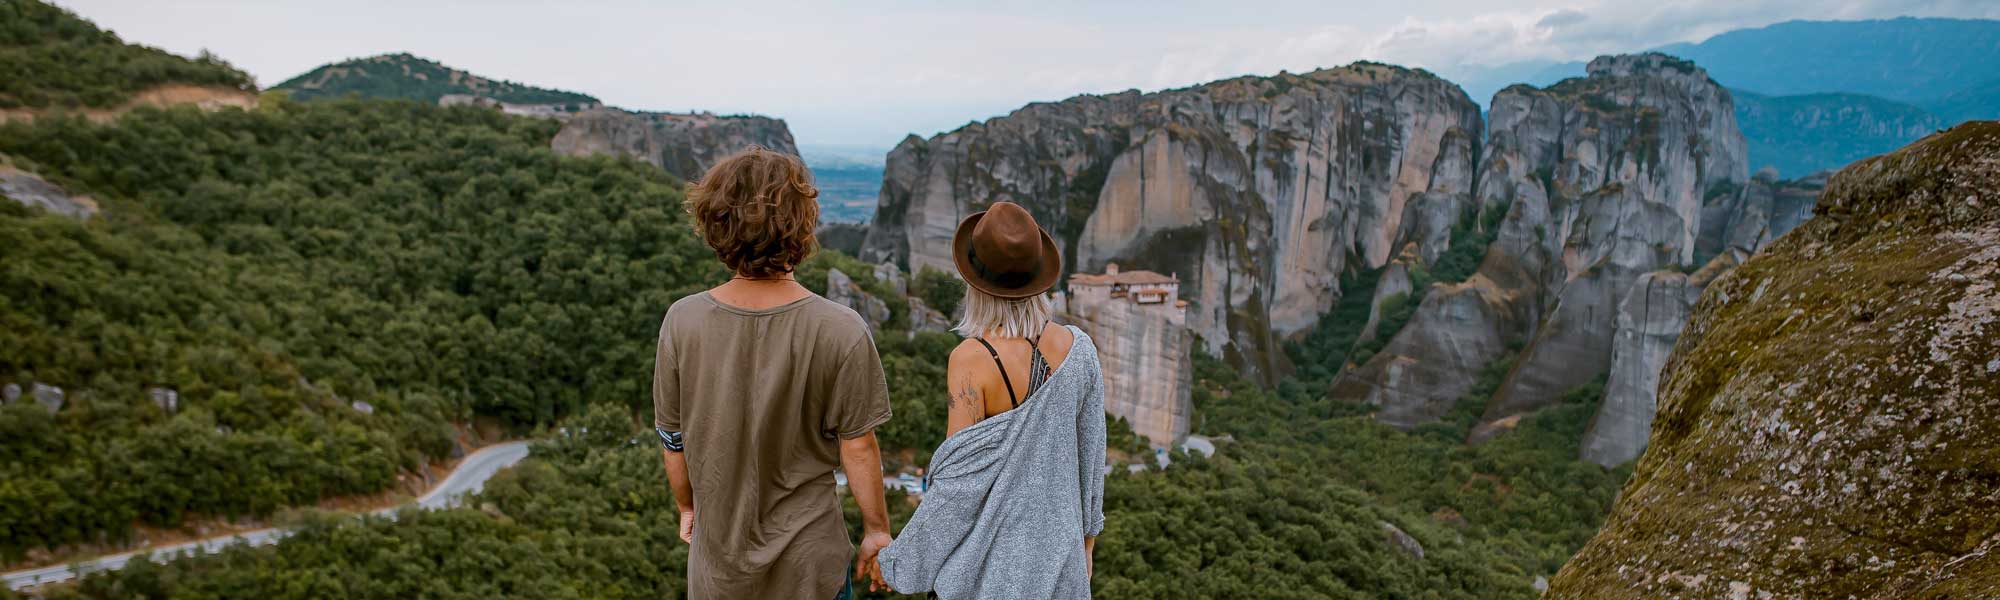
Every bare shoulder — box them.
[1043,322,1078,353]
[949,339,990,367]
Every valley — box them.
[1,1,1995,598]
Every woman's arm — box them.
[1078,355,1107,544]
[944,344,987,438]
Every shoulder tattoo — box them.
[952,385,981,412]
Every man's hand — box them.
[661,449,695,544]
[839,432,894,592]
[856,530,892,592]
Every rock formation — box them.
[872,262,909,297]
[1061,265,1194,447]
[30,382,63,414]
[1478,53,1748,422]
[1548,122,2000,598]
[1575,267,1710,467]
[862,62,1482,382]
[825,268,890,330]
[148,386,179,414]
[815,222,869,256]
[1335,53,1754,430]
[906,297,952,334]
[551,108,798,181]
[1382,521,1426,561]
[1695,168,1825,263]
[1354,257,1415,345]
[1,167,97,219]
[439,94,602,120]
[1332,274,1515,428]
[1580,173,1829,466]
[864,53,1828,441]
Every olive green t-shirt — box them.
[653,291,892,600]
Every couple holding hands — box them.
[654,147,1107,599]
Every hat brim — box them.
[951,210,1063,299]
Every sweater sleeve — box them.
[1079,348,1108,537]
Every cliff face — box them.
[1334,53,1757,429]
[1480,53,1749,422]
[865,53,1820,442]
[1580,172,1829,467]
[1061,273,1194,447]
[1550,121,2000,598]
[862,63,1483,381]
[551,109,799,181]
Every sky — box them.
[58,0,2000,149]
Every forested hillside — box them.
[0,0,251,109]
[31,290,1625,598]
[272,53,596,106]
[1732,91,1942,177]
[0,96,716,558]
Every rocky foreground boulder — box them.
[1549,122,2000,598]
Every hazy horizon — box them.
[53,0,2000,148]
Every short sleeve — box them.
[652,316,681,432]
[825,334,892,439]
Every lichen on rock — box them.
[1547,122,2000,598]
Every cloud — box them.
[1361,0,2000,70]
[53,0,2000,146]
[1537,9,1589,29]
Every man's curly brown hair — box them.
[686,146,820,277]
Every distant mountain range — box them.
[1654,18,2000,103]
[1732,91,1942,179]
[271,53,598,106]
[1446,17,1999,178]
[262,18,1999,200]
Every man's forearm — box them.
[662,449,695,513]
[838,432,892,535]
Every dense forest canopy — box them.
[0,95,721,557]
[26,327,1626,599]
[0,0,252,109]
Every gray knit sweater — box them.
[878,326,1108,599]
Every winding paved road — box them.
[3,441,531,591]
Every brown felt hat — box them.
[951,202,1061,299]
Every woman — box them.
[878,201,1108,599]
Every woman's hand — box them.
[677,509,695,544]
[857,530,893,592]
[1084,535,1097,580]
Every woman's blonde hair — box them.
[955,286,1053,339]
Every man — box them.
[655,146,893,599]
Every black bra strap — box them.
[972,337,1019,408]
